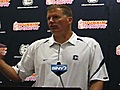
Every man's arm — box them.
[89,80,104,90]
[0,47,21,82]
[0,59,22,82]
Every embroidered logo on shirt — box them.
[43,59,48,61]
[73,55,78,60]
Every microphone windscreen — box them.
[57,62,61,65]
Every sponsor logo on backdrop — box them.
[19,44,29,56]
[0,21,1,29]
[78,19,107,29]
[0,21,6,33]
[22,0,33,6]
[116,45,120,55]
[14,44,29,58]
[25,73,36,81]
[81,0,104,6]
[46,0,74,5]
[117,0,120,3]
[47,29,51,33]
[87,0,98,3]
[17,0,38,9]
[13,21,40,31]
[0,0,10,7]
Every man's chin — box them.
[50,30,59,33]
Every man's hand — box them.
[0,43,7,59]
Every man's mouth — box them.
[49,25,58,30]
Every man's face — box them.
[47,8,72,36]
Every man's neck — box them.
[53,31,73,44]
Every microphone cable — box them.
[57,44,65,88]
[58,44,61,61]
[59,75,64,88]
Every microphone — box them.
[51,62,67,76]
[51,62,67,87]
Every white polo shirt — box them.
[12,32,109,90]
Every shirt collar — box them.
[48,32,78,47]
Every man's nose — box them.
[49,17,54,22]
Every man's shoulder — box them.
[77,36,100,49]
[29,38,50,49]
[33,38,49,44]
[77,36,97,43]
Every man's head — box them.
[46,5,73,36]
[47,5,73,17]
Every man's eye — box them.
[54,16,60,19]
[47,16,61,21]
[47,17,50,20]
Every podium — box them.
[0,81,82,90]
[0,87,82,90]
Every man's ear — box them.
[67,17,73,24]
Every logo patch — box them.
[73,55,78,60]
